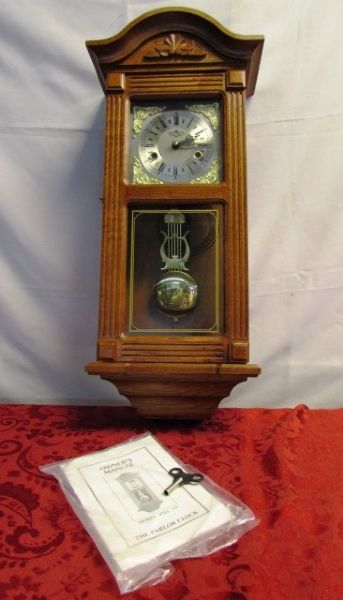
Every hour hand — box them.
[172,136,209,149]
[172,135,193,149]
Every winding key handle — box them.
[163,467,203,496]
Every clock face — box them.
[130,100,222,184]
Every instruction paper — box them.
[53,434,235,572]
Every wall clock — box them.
[85,8,264,419]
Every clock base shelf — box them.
[86,362,261,420]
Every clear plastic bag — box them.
[40,432,258,594]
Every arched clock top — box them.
[86,8,264,96]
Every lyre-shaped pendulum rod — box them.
[154,210,198,316]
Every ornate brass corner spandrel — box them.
[186,103,219,130]
[191,159,220,184]
[132,157,164,184]
[132,105,166,134]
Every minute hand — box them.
[172,138,211,149]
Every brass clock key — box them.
[163,468,204,496]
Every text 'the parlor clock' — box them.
[85,8,264,419]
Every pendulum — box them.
[154,211,198,316]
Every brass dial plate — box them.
[129,100,222,184]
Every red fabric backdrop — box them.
[0,404,342,599]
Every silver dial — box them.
[132,106,220,183]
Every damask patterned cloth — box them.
[0,404,342,600]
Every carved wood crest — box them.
[143,33,207,60]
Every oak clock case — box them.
[85,8,264,419]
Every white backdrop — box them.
[1,0,342,408]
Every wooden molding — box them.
[231,341,250,362]
[86,8,264,95]
[126,72,226,95]
[86,361,261,419]
[227,69,246,89]
[106,72,125,91]
[227,90,249,347]
[98,95,123,339]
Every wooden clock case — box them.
[85,8,263,419]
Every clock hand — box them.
[172,137,210,149]
[172,136,192,149]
